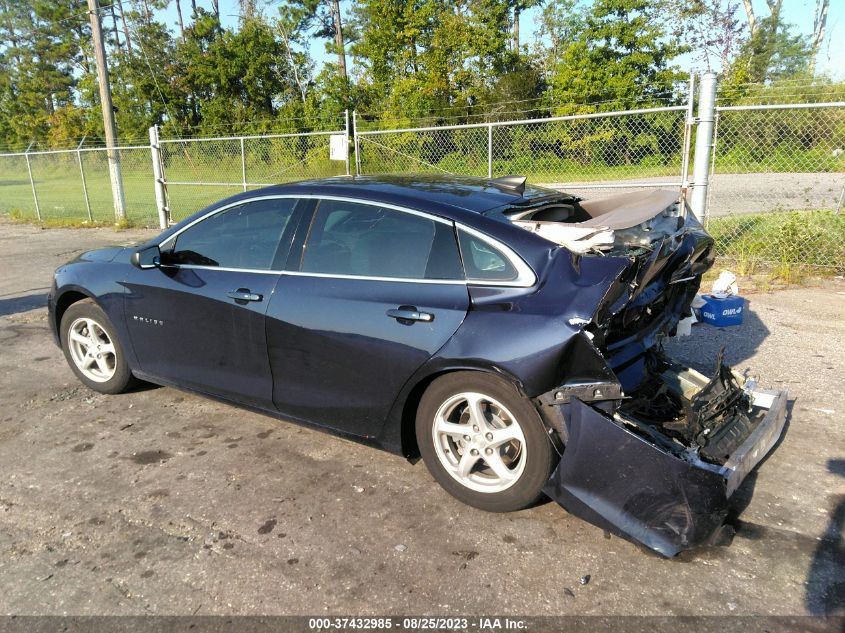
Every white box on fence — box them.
[330,134,347,161]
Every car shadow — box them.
[124,380,162,394]
[805,458,845,615]
[663,302,770,373]
[0,292,47,317]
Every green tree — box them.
[659,0,746,73]
[351,0,528,124]
[109,9,186,140]
[537,0,686,170]
[0,1,84,147]
[736,16,811,83]
[510,0,544,53]
[278,0,351,102]
[532,0,582,90]
[547,0,685,111]
[735,0,813,83]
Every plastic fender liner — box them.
[544,398,732,557]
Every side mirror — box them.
[131,244,161,269]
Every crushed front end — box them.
[521,191,789,556]
[541,355,788,557]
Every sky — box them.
[158,0,845,81]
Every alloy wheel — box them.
[67,317,117,383]
[431,392,527,493]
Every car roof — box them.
[250,175,561,217]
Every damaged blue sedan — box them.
[48,175,788,556]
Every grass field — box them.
[705,209,845,276]
[0,143,351,225]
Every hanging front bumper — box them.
[543,388,788,557]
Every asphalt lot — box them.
[0,220,843,617]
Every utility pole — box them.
[87,0,126,222]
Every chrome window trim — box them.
[159,264,281,276]
[283,270,466,285]
[158,194,453,249]
[167,264,466,285]
[157,193,536,288]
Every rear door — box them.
[266,198,469,437]
[124,197,303,408]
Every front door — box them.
[266,198,470,437]
[124,197,302,408]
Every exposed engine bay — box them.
[617,349,762,465]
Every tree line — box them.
[0,0,835,150]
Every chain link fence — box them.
[0,145,159,225]
[0,153,35,219]
[0,98,843,273]
[706,103,845,273]
[355,106,691,200]
[0,121,350,226]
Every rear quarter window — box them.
[457,229,518,282]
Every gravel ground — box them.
[543,172,844,216]
[0,220,843,618]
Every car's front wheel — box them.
[416,372,558,512]
[60,299,134,395]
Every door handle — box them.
[227,289,263,303]
[386,307,434,323]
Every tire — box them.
[60,299,135,395]
[416,371,558,513]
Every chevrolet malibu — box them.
[48,175,788,556]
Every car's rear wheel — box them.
[416,371,557,512]
[60,299,134,394]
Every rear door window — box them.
[300,200,463,281]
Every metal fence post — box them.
[487,123,493,179]
[690,71,717,220]
[240,137,247,191]
[344,109,351,176]
[23,142,41,221]
[353,110,361,176]
[149,126,169,229]
[353,110,361,175]
[76,137,93,222]
[680,73,695,192]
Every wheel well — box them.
[399,372,442,460]
[54,291,91,332]
[399,368,527,460]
